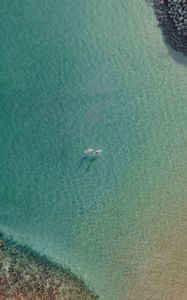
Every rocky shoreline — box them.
[0,234,99,300]
[153,0,187,54]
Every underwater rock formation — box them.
[0,234,99,300]
[153,0,187,53]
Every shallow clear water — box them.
[1,1,187,299]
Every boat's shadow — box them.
[79,156,97,173]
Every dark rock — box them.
[0,240,5,247]
[153,0,187,55]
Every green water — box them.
[1,1,187,299]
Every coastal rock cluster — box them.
[153,0,187,54]
[0,234,99,300]
[167,0,187,35]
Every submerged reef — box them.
[0,234,99,300]
[153,0,187,54]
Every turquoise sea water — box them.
[1,1,187,299]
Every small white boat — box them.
[93,149,102,156]
[84,148,94,155]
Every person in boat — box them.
[94,149,102,156]
[84,148,94,155]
